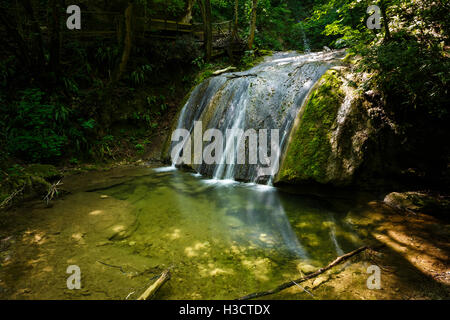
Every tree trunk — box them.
[49,0,62,76]
[380,0,391,41]
[0,11,31,68]
[232,0,239,38]
[115,1,134,82]
[248,0,258,49]
[20,0,46,71]
[181,0,196,24]
[200,0,212,61]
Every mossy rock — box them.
[25,164,60,181]
[384,192,450,217]
[278,70,345,184]
[1,165,57,209]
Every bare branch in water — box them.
[238,246,369,300]
[43,180,63,205]
[0,185,25,210]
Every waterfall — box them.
[171,50,345,184]
[298,22,311,53]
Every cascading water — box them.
[297,21,311,53]
[171,50,345,184]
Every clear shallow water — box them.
[4,167,447,300]
[3,167,448,300]
[100,167,363,299]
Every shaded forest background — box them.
[0,0,449,199]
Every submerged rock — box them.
[297,261,317,274]
[384,192,450,217]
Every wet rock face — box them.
[326,78,373,185]
[277,67,377,186]
[169,51,346,183]
[168,51,392,187]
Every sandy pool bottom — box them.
[0,166,449,300]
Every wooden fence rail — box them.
[60,10,232,42]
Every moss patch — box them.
[0,164,60,208]
[25,164,60,180]
[279,70,345,184]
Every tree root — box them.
[237,246,368,300]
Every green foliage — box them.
[25,164,59,180]
[1,88,97,163]
[81,119,96,130]
[145,0,186,18]
[195,70,214,84]
[192,57,206,69]
[301,0,449,176]
[131,64,153,87]
[238,49,272,70]
[254,1,295,50]
[62,77,79,95]
[5,89,69,162]
[92,45,120,80]
[0,0,447,184]
[5,164,24,178]
[0,163,59,207]
[135,143,145,154]
[360,34,449,121]
[0,56,17,89]
[95,135,116,159]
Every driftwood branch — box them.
[213,66,237,76]
[238,246,368,300]
[137,269,171,300]
[44,180,63,205]
[0,185,25,209]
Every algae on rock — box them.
[277,67,375,186]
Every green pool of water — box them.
[99,167,363,299]
[3,166,447,300]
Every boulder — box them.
[277,67,377,186]
[384,191,450,217]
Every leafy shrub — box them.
[94,135,116,159]
[131,64,153,87]
[6,89,70,162]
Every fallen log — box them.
[238,246,368,300]
[137,269,171,300]
[213,66,237,75]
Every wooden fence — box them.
[60,11,232,43]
